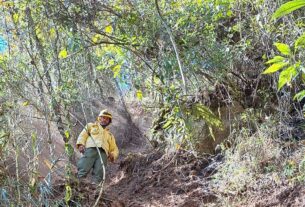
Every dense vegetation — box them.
[1,0,305,206]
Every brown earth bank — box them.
[51,149,222,207]
[49,148,305,207]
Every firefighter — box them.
[76,109,119,184]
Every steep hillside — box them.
[2,0,305,206]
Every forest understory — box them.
[2,0,305,206]
[2,100,305,207]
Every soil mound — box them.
[49,150,222,206]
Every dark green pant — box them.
[77,147,108,183]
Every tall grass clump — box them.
[212,119,283,202]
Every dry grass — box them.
[212,119,286,204]
[210,118,305,206]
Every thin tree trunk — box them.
[26,7,67,142]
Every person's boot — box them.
[78,177,92,192]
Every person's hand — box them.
[108,152,115,163]
[78,145,85,154]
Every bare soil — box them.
[51,149,221,207]
[3,101,305,206]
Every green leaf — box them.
[191,103,222,128]
[196,0,203,4]
[266,56,285,64]
[13,13,19,23]
[0,130,9,145]
[92,34,102,43]
[105,25,113,34]
[273,0,305,19]
[96,65,104,70]
[112,65,121,78]
[65,143,74,156]
[58,49,68,59]
[136,90,143,100]
[108,59,115,66]
[294,90,305,101]
[153,76,161,85]
[22,101,29,106]
[35,26,44,41]
[31,132,37,151]
[65,185,72,203]
[64,130,70,139]
[49,28,56,39]
[274,43,291,56]
[262,62,289,74]
[295,32,305,48]
[278,66,297,90]
[162,119,173,129]
[0,55,4,63]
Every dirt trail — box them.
[43,100,223,206]
[97,102,218,206]
[51,149,221,206]
[103,150,220,207]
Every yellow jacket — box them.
[76,122,119,160]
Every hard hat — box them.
[98,109,112,120]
